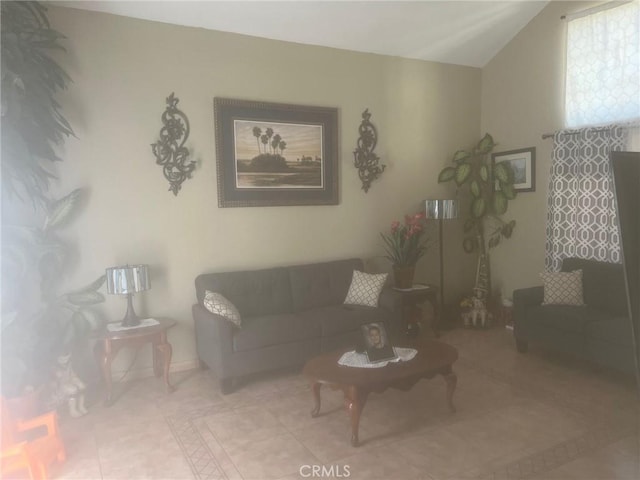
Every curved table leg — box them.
[443,370,457,413]
[156,340,175,393]
[345,386,369,447]
[152,339,161,377]
[310,382,322,417]
[430,294,441,337]
[95,341,114,406]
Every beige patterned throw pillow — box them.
[203,290,241,327]
[344,270,388,307]
[540,270,585,306]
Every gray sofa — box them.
[193,258,403,392]
[513,257,636,374]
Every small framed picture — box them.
[360,322,397,363]
[492,147,536,192]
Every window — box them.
[565,1,640,128]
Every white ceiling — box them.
[54,1,549,68]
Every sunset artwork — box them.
[233,120,324,189]
[214,98,338,207]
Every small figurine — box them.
[52,353,88,418]
[462,310,472,328]
[470,288,489,328]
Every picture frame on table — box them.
[360,322,397,363]
[213,97,339,207]
[491,147,536,193]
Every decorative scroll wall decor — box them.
[151,93,196,196]
[353,109,385,193]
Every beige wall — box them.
[45,7,481,374]
[480,1,598,299]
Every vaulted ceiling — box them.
[54,1,549,68]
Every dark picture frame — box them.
[213,98,339,207]
[360,322,397,363]
[492,147,536,192]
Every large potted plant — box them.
[437,134,516,297]
[380,212,429,288]
[2,190,106,403]
[1,1,104,413]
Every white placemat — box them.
[106,318,160,332]
[338,347,418,368]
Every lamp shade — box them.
[425,199,458,220]
[106,265,150,295]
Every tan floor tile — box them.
[220,386,285,410]
[532,436,640,480]
[54,463,102,480]
[266,388,344,431]
[56,429,102,480]
[612,435,640,458]
[52,327,639,480]
[291,414,357,463]
[195,421,243,480]
[203,404,289,455]
[491,400,590,447]
[380,426,497,478]
[96,417,193,479]
[224,432,318,480]
[355,397,445,444]
[87,382,166,429]
[334,447,431,479]
[154,387,227,416]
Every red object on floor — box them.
[1,397,66,480]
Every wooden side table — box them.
[93,317,176,406]
[393,284,440,337]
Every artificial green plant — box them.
[1,1,105,397]
[437,134,517,294]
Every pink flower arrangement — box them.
[381,212,429,266]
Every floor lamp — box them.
[425,199,458,331]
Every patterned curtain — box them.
[545,126,627,271]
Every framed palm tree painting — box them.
[214,98,339,207]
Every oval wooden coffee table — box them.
[302,338,458,446]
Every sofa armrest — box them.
[513,286,543,338]
[513,286,544,309]
[192,304,234,376]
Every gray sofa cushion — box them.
[528,325,587,358]
[562,258,627,316]
[586,316,635,347]
[289,258,363,312]
[232,312,318,352]
[295,304,391,337]
[586,337,637,374]
[196,267,292,317]
[525,305,593,333]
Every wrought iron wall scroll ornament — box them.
[353,108,385,193]
[151,93,196,195]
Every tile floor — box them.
[50,327,638,480]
